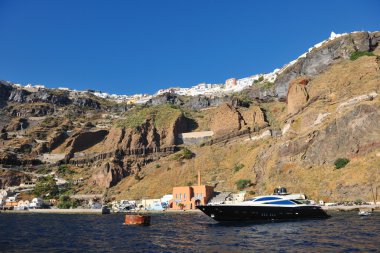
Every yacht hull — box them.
[197,205,329,222]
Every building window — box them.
[179,194,182,199]
[184,193,186,199]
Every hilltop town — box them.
[4,32,350,105]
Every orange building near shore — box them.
[172,171,214,210]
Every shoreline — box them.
[0,208,202,214]
[1,205,379,214]
[321,204,380,212]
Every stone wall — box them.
[178,131,214,145]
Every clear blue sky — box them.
[1,0,379,95]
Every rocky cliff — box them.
[275,31,380,98]
[1,31,379,202]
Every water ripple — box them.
[0,211,379,252]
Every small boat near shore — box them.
[197,187,330,222]
[101,205,111,214]
[358,210,372,216]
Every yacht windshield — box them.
[254,197,281,202]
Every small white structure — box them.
[6,196,16,202]
[0,189,8,199]
[15,200,30,210]
[19,182,36,188]
[161,194,173,204]
[89,199,102,209]
[179,131,214,145]
[141,199,164,211]
[119,200,136,210]
[225,191,246,204]
[0,196,5,207]
[29,198,43,209]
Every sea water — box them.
[0,211,379,252]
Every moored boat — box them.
[358,210,372,216]
[197,187,330,222]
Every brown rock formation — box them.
[240,106,267,132]
[210,103,243,136]
[287,77,310,114]
[60,129,109,155]
[307,56,380,101]
[102,127,125,152]
[210,103,267,136]
[90,160,128,188]
[0,170,32,188]
[47,131,69,151]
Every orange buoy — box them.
[124,214,151,226]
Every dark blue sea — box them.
[0,211,379,252]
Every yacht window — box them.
[254,197,281,202]
[264,200,295,205]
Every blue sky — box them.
[0,0,379,95]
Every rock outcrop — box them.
[65,130,109,154]
[210,103,267,136]
[72,97,101,109]
[8,89,30,103]
[287,77,309,114]
[0,81,13,108]
[147,93,184,106]
[278,103,380,165]
[90,161,128,188]
[303,104,380,164]
[0,170,32,188]
[275,31,380,98]
[8,104,55,117]
[185,95,233,110]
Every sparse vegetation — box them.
[334,158,350,169]
[172,148,194,161]
[33,176,59,198]
[350,51,375,61]
[155,164,161,169]
[235,179,252,190]
[260,81,274,90]
[116,104,182,129]
[248,190,256,195]
[233,92,253,107]
[57,165,75,175]
[36,167,53,175]
[233,163,244,173]
[57,195,79,209]
[40,117,60,128]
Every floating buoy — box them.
[124,214,151,226]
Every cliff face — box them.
[0,81,13,108]
[210,103,267,136]
[275,31,380,98]
[1,31,379,202]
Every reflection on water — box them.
[0,211,379,252]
